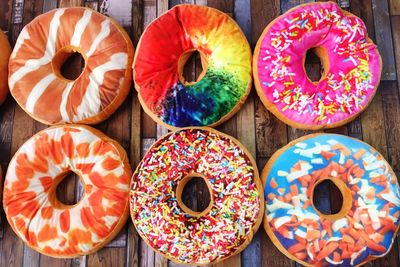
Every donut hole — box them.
[52,171,84,207]
[52,46,85,81]
[304,47,329,83]
[178,49,207,86]
[176,173,212,216]
[311,177,353,221]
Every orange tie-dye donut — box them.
[3,125,132,258]
[0,30,11,104]
[9,7,134,125]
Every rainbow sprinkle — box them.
[130,128,262,264]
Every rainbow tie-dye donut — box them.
[254,2,381,129]
[9,7,134,125]
[133,4,252,129]
[262,134,400,267]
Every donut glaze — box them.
[3,125,132,257]
[130,128,263,264]
[134,5,252,129]
[0,31,11,104]
[262,134,400,267]
[254,2,381,129]
[9,7,134,125]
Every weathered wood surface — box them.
[0,0,399,266]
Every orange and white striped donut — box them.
[0,30,11,104]
[3,125,132,258]
[9,7,134,125]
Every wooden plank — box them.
[371,0,397,80]
[260,214,292,267]
[381,81,400,173]
[361,88,388,159]
[379,81,400,267]
[0,0,11,31]
[232,1,259,266]
[141,0,157,139]
[138,3,157,267]
[127,0,143,265]
[43,0,57,11]
[280,0,313,12]
[22,0,44,25]
[390,0,400,16]
[251,1,286,263]
[87,247,125,267]
[59,0,83,7]
[347,116,362,139]
[195,0,207,5]
[393,15,400,93]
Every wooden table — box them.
[0,0,399,266]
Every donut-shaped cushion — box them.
[130,128,264,264]
[134,4,252,129]
[0,31,11,104]
[262,134,400,266]
[9,7,134,125]
[254,2,381,129]
[3,125,132,258]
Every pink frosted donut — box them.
[253,2,381,130]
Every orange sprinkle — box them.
[321,150,336,160]
[288,243,305,254]
[316,242,338,261]
[353,148,366,160]
[270,177,278,189]
[306,229,320,240]
[290,184,299,196]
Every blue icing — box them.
[264,134,400,267]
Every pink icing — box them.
[256,2,381,126]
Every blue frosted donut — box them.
[262,134,400,266]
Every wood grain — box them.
[371,0,397,80]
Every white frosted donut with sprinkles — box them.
[253,2,381,129]
[262,134,400,267]
[9,7,134,125]
[130,128,264,265]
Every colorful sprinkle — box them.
[131,128,262,264]
[256,2,381,126]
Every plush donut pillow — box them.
[0,30,11,104]
[262,134,400,266]
[131,128,264,265]
[134,4,252,129]
[254,2,381,129]
[3,125,132,257]
[9,7,134,125]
